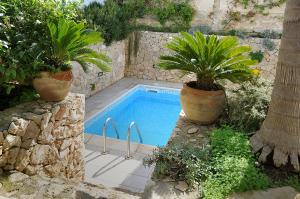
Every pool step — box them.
[84,133,156,157]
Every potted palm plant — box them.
[33,19,111,102]
[158,32,257,124]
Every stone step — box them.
[84,133,156,156]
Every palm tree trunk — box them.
[250,0,300,171]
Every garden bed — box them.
[143,113,300,199]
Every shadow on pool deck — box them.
[84,134,155,193]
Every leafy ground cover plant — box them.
[262,38,276,51]
[221,78,273,133]
[249,50,264,63]
[144,143,211,187]
[203,127,270,199]
[144,127,271,198]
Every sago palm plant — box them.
[46,18,111,72]
[158,31,257,90]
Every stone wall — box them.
[193,0,285,32]
[136,0,285,33]
[71,41,126,97]
[0,93,85,181]
[125,31,280,83]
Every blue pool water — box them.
[85,85,181,146]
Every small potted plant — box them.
[33,19,111,102]
[158,32,257,124]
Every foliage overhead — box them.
[158,31,257,90]
[46,18,111,73]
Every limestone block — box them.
[0,132,4,145]
[25,164,42,176]
[7,147,20,165]
[3,134,21,150]
[38,122,55,144]
[23,113,43,125]
[60,138,72,151]
[24,121,40,139]
[15,149,32,172]
[59,148,70,160]
[30,145,58,165]
[21,138,37,149]
[54,105,68,121]
[44,163,62,177]
[8,118,29,136]
[0,155,7,167]
[53,126,72,139]
[41,113,52,131]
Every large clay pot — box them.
[180,82,226,124]
[33,70,73,102]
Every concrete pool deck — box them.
[84,77,182,193]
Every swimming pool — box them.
[85,85,181,146]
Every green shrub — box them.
[262,38,276,51]
[249,50,264,63]
[203,127,270,199]
[149,0,194,27]
[83,0,145,45]
[144,143,211,186]
[83,0,194,45]
[222,78,272,133]
[0,0,82,94]
[262,30,281,39]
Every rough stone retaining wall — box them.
[71,41,126,97]
[192,0,285,32]
[125,31,280,83]
[0,93,85,181]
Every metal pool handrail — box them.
[126,121,143,159]
[102,117,120,154]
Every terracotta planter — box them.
[33,70,73,102]
[180,83,226,124]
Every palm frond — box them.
[158,31,256,85]
[47,18,111,73]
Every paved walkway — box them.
[84,77,182,193]
[84,134,155,193]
